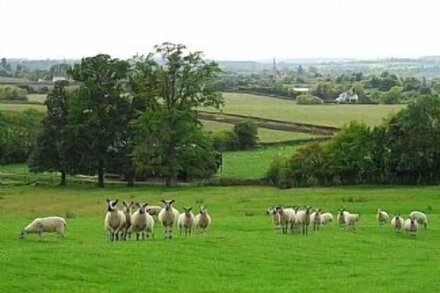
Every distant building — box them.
[336,91,358,103]
[52,76,67,82]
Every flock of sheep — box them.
[19,199,212,240]
[266,206,429,237]
[18,200,429,240]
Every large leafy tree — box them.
[28,81,70,185]
[130,43,222,186]
[68,54,130,187]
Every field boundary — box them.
[198,111,339,135]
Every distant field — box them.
[0,103,45,112]
[27,94,47,103]
[203,93,405,127]
[202,120,318,143]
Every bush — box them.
[0,85,28,101]
[296,94,324,105]
[266,154,291,188]
[233,120,258,149]
[210,130,238,151]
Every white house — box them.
[335,91,359,103]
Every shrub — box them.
[296,94,324,105]
[210,130,238,151]
[266,154,291,188]
[233,120,258,149]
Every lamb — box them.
[409,211,428,230]
[275,206,295,234]
[104,199,126,241]
[177,207,195,237]
[158,200,179,239]
[376,208,389,225]
[290,206,301,233]
[391,214,404,233]
[195,206,212,233]
[320,212,333,225]
[310,208,322,231]
[338,208,359,231]
[20,216,67,239]
[404,216,417,237]
[128,203,155,240]
[294,206,312,235]
[121,201,135,240]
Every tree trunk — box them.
[98,166,105,188]
[126,172,134,187]
[60,170,66,186]
[165,173,178,187]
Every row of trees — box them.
[28,43,223,187]
[267,94,440,187]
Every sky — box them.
[0,0,439,60]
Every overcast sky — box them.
[0,0,439,60]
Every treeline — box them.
[7,43,225,187]
[267,94,440,187]
[215,67,440,104]
[0,110,42,164]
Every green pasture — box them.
[0,184,438,292]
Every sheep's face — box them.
[20,230,26,238]
[200,206,207,215]
[183,207,193,216]
[139,203,148,214]
[106,199,119,212]
[161,200,175,211]
[122,201,134,212]
[304,206,312,214]
[266,207,273,215]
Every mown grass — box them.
[0,103,45,112]
[202,120,318,143]
[26,94,47,103]
[0,184,438,292]
[203,93,405,127]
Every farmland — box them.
[0,183,438,292]
[204,93,405,127]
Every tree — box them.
[130,43,222,186]
[28,81,70,185]
[233,120,258,149]
[68,54,130,187]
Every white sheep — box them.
[275,206,295,234]
[337,208,350,228]
[294,206,312,235]
[338,208,359,231]
[409,211,428,230]
[404,216,418,237]
[128,203,155,240]
[158,200,179,239]
[266,207,280,230]
[104,199,126,241]
[391,214,404,233]
[177,207,195,237]
[122,201,135,240]
[195,206,212,233]
[320,212,333,225]
[310,208,322,231]
[20,216,67,239]
[376,208,389,225]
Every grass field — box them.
[202,120,318,143]
[0,103,45,112]
[27,94,47,103]
[203,93,405,127]
[0,184,438,292]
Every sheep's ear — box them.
[161,200,166,205]
[143,203,149,208]
[106,199,110,203]
[114,199,119,205]
[170,199,175,204]
[122,201,127,207]
[146,207,151,212]
[188,207,193,211]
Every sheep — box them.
[146,205,162,217]
[391,214,404,233]
[158,200,179,239]
[376,208,389,225]
[320,212,333,225]
[310,208,322,231]
[275,206,295,234]
[195,206,212,233]
[177,207,195,237]
[104,199,126,241]
[337,208,350,228]
[268,208,281,231]
[404,216,418,237]
[409,211,428,230]
[294,206,312,235]
[290,206,301,233]
[338,208,359,231]
[20,216,67,239]
[128,203,155,240]
[121,201,135,240]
